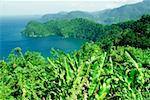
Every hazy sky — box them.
[0,0,143,16]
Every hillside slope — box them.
[41,0,150,24]
[23,15,150,49]
[97,0,150,24]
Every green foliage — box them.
[23,18,103,40]
[23,15,150,49]
[22,21,51,37]
[98,15,150,49]
[0,43,149,99]
[2,12,150,100]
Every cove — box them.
[0,17,85,59]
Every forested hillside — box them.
[23,15,150,49]
[42,0,150,24]
[95,0,150,24]
[1,9,150,100]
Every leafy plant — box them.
[0,43,149,99]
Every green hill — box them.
[23,15,150,49]
[97,0,150,24]
[42,11,94,22]
[41,0,150,24]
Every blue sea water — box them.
[0,17,85,59]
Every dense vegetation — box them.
[0,43,150,99]
[23,15,150,49]
[23,18,102,39]
[42,0,150,24]
[1,13,150,99]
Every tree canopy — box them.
[23,15,150,49]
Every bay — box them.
[0,17,85,59]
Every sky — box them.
[0,0,143,16]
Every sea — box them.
[0,16,85,59]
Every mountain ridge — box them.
[41,0,150,24]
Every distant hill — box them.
[96,0,150,24]
[41,0,150,24]
[42,11,95,21]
